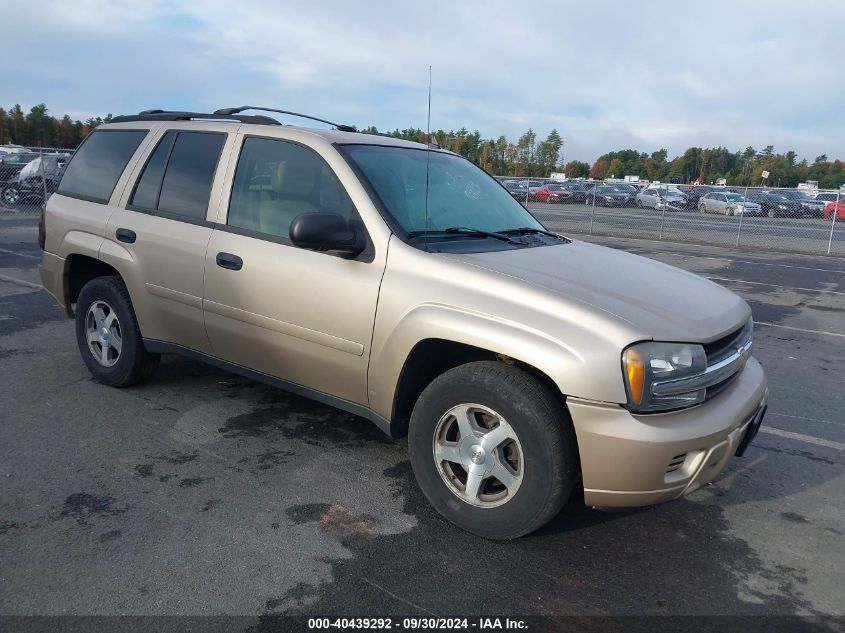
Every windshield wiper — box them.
[499,227,570,241]
[407,227,520,244]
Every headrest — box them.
[272,160,320,199]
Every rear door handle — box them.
[216,252,243,271]
[116,228,136,244]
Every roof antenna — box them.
[424,65,432,252]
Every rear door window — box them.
[57,129,148,203]
[128,131,226,223]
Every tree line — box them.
[2,103,843,189]
[0,104,112,149]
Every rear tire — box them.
[408,361,577,540]
[75,276,160,387]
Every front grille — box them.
[702,320,753,400]
[703,322,749,365]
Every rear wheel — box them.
[636,199,643,208]
[408,361,577,539]
[75,276,160,387]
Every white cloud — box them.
[1,0,843,162]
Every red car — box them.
[824,201,845,220]
[534,184,574,204]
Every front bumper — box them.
[567,357,767,507]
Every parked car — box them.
[3,153,71,207]
[39,108,767,539]
[0,144,31,156]
[502,180,528,202]
[769,190,826,217]
[745,191,812,218]
[534,183,574,204]
[698,191,762,216]
[607,183,639,205]
[560,181,590,203]
[636,187,687,209]
[587,185,629,207]
[683,185,720,210]
[814,191,843,206]
[526,180,548,201]
[0,152,40,205]
[824,200,845,220]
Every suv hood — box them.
[447,240,749,343]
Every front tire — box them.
[408,361,578,539]
[2,186,21,206]
[75,276,160,387]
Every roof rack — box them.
[213,106,357,132]
[110,110,282,125]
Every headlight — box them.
[778,204,788,209]
[623,342,707,412]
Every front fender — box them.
[368,302,624,421]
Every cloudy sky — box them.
[3,0,844,162]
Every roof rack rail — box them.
[213,106,357,132]
[110,110,281,125]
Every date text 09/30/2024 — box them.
[307,617,528,630]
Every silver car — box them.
[698,191,762,216]
[636,187,686,209]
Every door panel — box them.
[104,124,235,352]
[104,210,214,352]
[203,230,383,404]
[201,134,385,406]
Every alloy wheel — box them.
[85,300,123,367]
[432,403,524,508]
[2,187,20,206]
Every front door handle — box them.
[216,252,243,271]
[116,228,136,244]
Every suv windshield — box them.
[342,144,545,238]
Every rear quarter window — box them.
[57,129,148,203]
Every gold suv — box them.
[39,108,767,539]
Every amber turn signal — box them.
[624,347,646,405]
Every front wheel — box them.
[636,199,643,208]
[698,202,707,213]
[2,186,21,206]
[767,209,777,218]
[75,276,160,387]
[408,361,578,540]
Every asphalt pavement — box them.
[0,216,843,628]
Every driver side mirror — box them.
[289,212,365,258]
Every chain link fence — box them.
[0,145,76,216]
[498,176,845,256]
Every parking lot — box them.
[530,201,845,257]
[0,215,843,627]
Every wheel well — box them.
[391,339,566,437]
[65,255,120,315]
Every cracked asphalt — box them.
[0,216,842,626]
